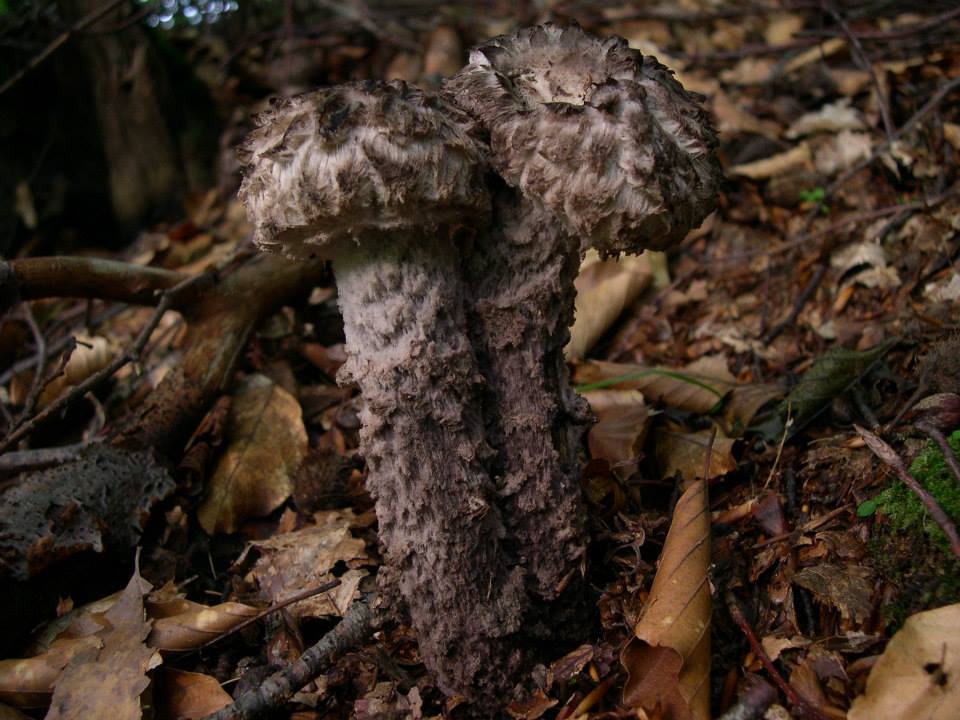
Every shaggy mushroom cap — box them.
[238,80,490,259]
[446,23,722,254]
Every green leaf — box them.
[857,498,879,517]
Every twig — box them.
[201,579,342,649]
[725,592,831,720]
[202,597,375,720]
[0,0,129,97]
[855,424,960,558]
[0,442,88,477]
[17,303,48,422]
[916,421,960,489]
[762,263,826,344]
[822,1,894,141]
[0,270,215,454]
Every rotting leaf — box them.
[655,428,737,482]
[45,566,162,720]
[582,390,651,479]
[782,339,897,434]
[505,691,557,720]
[622,479,711,720]
[152,668,232,719]
[198,373,308,534]
[246,509,369,619]
[849,603,960,720]
[793,563,875,628]
[567,250,653,360]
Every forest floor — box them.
[2,2,960,719]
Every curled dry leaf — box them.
[152,668,232,719]
[567,249,653,361]
[729,143,814,180]
[148,600,259,652]
[46,568,162,720]
[198,373,308,534]
[622,479,711,720]
[0,638,101,708]
[849,603,960,720]
[582,390,651,479]
[248,509,370,619]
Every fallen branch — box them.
[202,597,375,720]
[915,421,960,490]
[855,424,960,558]
[0,270,214,454]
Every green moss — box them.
[874,430,960,548]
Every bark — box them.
[466,188,591,613]
[332,230,527,708]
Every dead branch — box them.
[856,424,960,559]
[0,269,214,454]
[202,597,375,720]
[916,421,960,490]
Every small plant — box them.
[862,430,960,547]
[798,186,830,214]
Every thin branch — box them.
[3,256,189,308]
[202,597,375,720]
[762,263,826,344]
[822,1,894,141]
[856,424,960,559]
[916,421,960,490]
[0,270,215,454]
[0,0,129,97]
[17,303,48,422]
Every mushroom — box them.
[445,23,722,608]
[238,81,527,705]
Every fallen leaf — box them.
[655,428,738,482]
[813,130,873,176]
[546,644,594,687]
[793,563,875,628]
[574,361,728,414]
[622,479,711,720]
[582,390,651,479]
[152,668,232,719]
[729,143,814,180]
[0,638,101,708]
[505,691,557,720]
[567,250,653,360]
[198,373,308,534]
[782,339,895,433]
[849,603,960,720]
[248,509,369,619]
[786,98,865,138]
[46,567,162,720]
[148,600,259,652]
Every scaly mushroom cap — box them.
[445,24,721,254]
[238,80,490,259]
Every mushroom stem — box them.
[466,190,591,609]
[330,230,526,704]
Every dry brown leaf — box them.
[655,428,738,482]
[0,638,102,709]
[782,38,846,74]
[505,691,557,720]
[729,143,814,180]
[248,509,369,619]
[153,668,232,719]
[574,361,729,415]
[582,390,650,479]
[764,13,804,45]
[849,603,960,720]
[46,567,162,720]
[198,373,307,534]
[567,250,653,360]
[148,601,259,652]
[622,479,711,720]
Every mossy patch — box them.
[870,430,960,548]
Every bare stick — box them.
[2,256,188,308]
[0,270,215,454]
[916,421,960,489]
[0,0,131,97]
[856,424,960,558]
[202,598,374,720]
[761,263,826,344]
